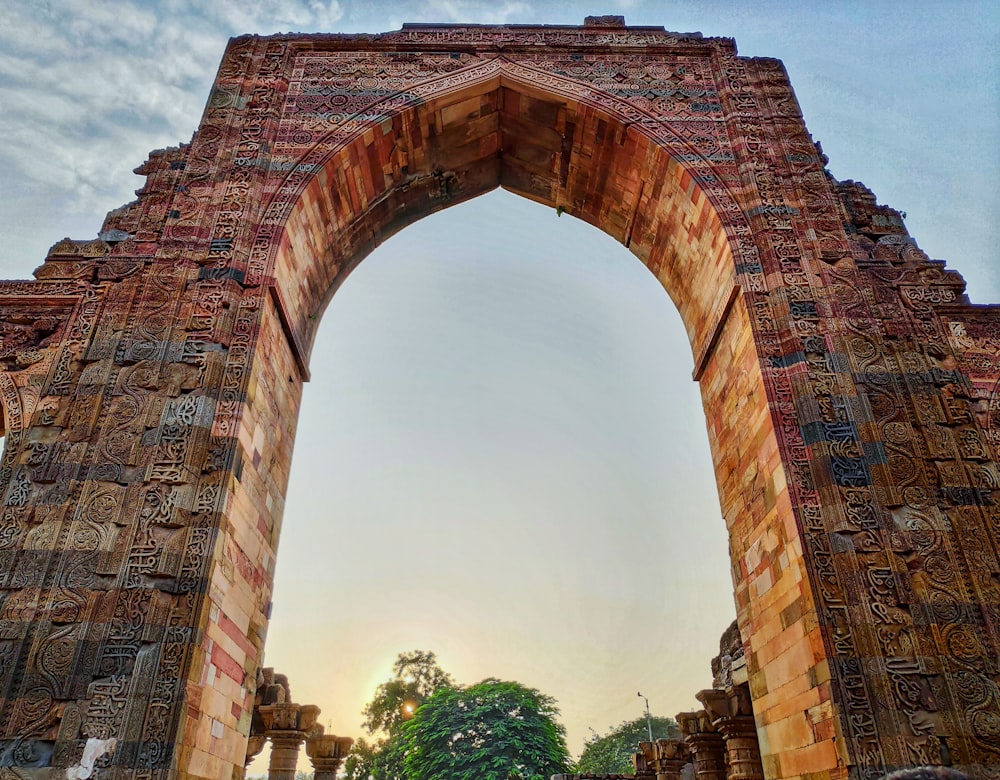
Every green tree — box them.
[362,650,455,735]
[343,651,454,780]
[575,715,679,774]
[342,737,380,780]
[399,678,571,780]
[343,735,412,780]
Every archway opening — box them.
[253,188,736,774]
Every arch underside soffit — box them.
[261,56,754,371]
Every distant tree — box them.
[362,650,455,736]
[343,733,414,780]
[343,651,454,780]
[399,678,571,780]
[575,715,680,774]
[342,737,380,780]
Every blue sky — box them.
[1,0,997,770]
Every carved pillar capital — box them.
[633,741,657,778]
[677,710,726,780]
[305,734,354,780]
[695,687,764,780]
[676,711,701,737]
[715,715,763,780]
[259,703,321,780]
[652,738,690,780]
[258,703,320,733]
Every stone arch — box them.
[0,20,997,780]
[235,53,816,780]
[269,58,747,369]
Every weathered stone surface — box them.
[305,733,353,780]
[0,18,996,780]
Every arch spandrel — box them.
[0,20,997,780]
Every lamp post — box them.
[637,691,654,743]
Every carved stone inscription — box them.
[0,20,996,780]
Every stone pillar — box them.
[258,703,320,780]
[717,717,764,780]
[634,741,657,778]
[306,734,354,780]
[677,711,727,780]
[653,738,691,780]
[268,735,305,780]
[697,688,764,780]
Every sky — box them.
[1,0,998,774]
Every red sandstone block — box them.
[211,643,245,684]
[778,740,839,777]
[764,638,816,692]
[219,611,257,659]
[760,678,821,723]
[767,711,815,752]
[756,621,805,668]
[807,626,827,660]
[811,714,836,742]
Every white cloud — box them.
[202,0,344,33]
[409,0,535,25]
[62,1,159,48]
